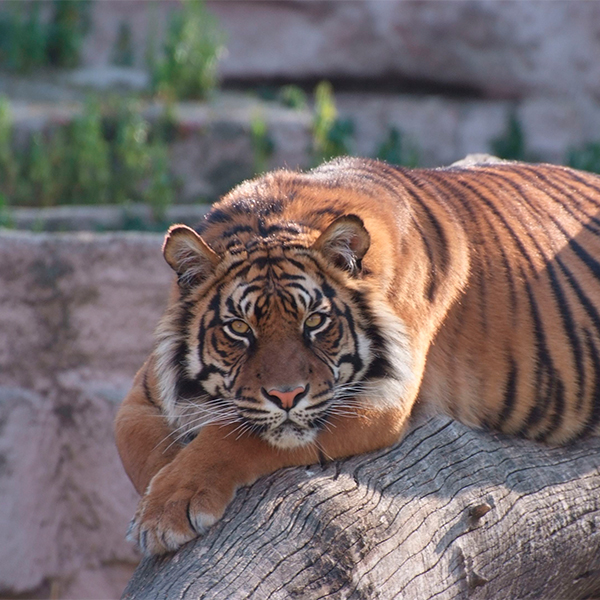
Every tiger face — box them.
[154,217,415,450]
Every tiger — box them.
[116,155,600,555]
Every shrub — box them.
[0,97,176,215]
[566,142,600,174]
[0,97,18,196]
[376,127,419,167]
[250,113,275,175]
[0,0,90,72]
[279,85,307,110]
[111,21,134,67]
[490,112,530,161]
[149,0,225,101]
[311,81,354,164]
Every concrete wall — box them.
[0,231,173,599]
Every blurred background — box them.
[1,0,600,231]
[1,1,600,598]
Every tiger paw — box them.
[127,464,235,555]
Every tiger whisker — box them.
[157,412,241,453]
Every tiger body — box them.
[116,157,600,555]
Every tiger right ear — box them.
[311,214,370,275]
[162,225,221,287]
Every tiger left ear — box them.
[163,225,221,288]
[311,214,370,275]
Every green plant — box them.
[113,102,153,204]
[0,96,18,196]
[144,143,175,221]
[311,81,354,164]
[46,0,91,68]
[26,132,56,207]
[0,3,46,72]
[376,127,419,167]
[566,142,600,174]
[490,112,529,161]
[112,100,175,217]
[0,192,13,228]
[278,85,307,110]
[250,113,274,175]
[65,101,111,204]
[149,0,225,100]
[0,0,90,72]
[111,21,134,67]
[0,98,177,213]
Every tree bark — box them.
[122,416,600,600]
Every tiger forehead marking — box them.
[224,250,329,325]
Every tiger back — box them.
[116,156,600,555]
[162,156,600,444]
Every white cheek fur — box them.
[360,298,416,409]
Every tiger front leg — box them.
[128,407,409,555]
[127,423,320,555]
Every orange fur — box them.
[116,157,600,554]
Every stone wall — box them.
[83,1,600,101]
[0,231,172,599]
[75,1,600,166]
[2,1,599,192]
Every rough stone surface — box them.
[75,1,600,168]
[0,231,174,599]
[83,1,600,102]
[8,204,210,232]
[2,1,598,192]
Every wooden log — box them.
[122,416,600,600]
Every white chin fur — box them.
[262,425,317,449]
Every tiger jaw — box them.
[261,421,318,449]
[239,396,327,449]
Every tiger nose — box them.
[264,386,307,410]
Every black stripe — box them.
[520,279,564,438]
[546,262,586,410]
[196,363,227,383]
[306,398,332,411]
[497,358,518,427]
[142,369,159,409]
[222,224,254,238]
[427,171,519,318]
[204,208,235,225]
[175,376,204,401]
[410,216,438,302]
[522,167,600,235]
[552,168,600,209]
[568,237,600,281]
[460,172,540,272]
[555,256,600,341]
[312,207,344,219]
[580,330,600,437]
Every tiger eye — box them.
[305,313,324,329]
[229,319,250,334]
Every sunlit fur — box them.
[154,223,414,450]
[116,156,600,555]
[149,156,600,447]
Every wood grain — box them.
[122,416,600,600]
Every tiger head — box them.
[154,214,414,450]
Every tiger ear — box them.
[311,215,370,275]
[162,225,221,287]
